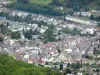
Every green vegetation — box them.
[90,63,99,69]
[29,0,52,5]
[23,29,33,40]
[88,0,100,10]
[62,28,80,35]
[66,0,93,11]
[51,0,100,11]
[7,0,100,17]
[0,21,10,35]
[0,37,4,42]
[17,0,29,4]
[0,12,47,25]
[0,24,8,34]
[71,62,82,70]
[93,50,100,55]
[11,31,21,39]
[0,12,57,41]
[7,1,64,16]
[40,25,56,43]
[90,15,100,21]
[8,0,100,16]
[0,54,61,75]
[0,12,24,22]
[90,15,100,27]
[66,68,71,74]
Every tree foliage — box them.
[23,29,33,40]
[51,0,94,11]
[17,0,29,4]
[11,31,20,39]
[90,15,100,21]
[0,23,8,35]
[71,62,82,70]
[0,37,4,42]
[7,2,63,16]
[0,54,61,75]
[42,25,56,43]
[62,28,80,35]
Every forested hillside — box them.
[51,0,100,11]
[7,0,100,16]
[9,0,100,10]
[29,0,100,11]
[0,54,61,75]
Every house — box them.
[77,72,82,75]
[74,12,91,17]
[40,29,46,33]
[9,40,15,45]
[67,74,74,75]
[80,66,93,73]
[48,50,57,56]
[30,50,39,55]
[41,57,49,62]
[48,57,54,62]
[14,50,25,60]
[96,61,100,66]
[32,35,39,39]
[28,60,33,64]
[64,49,72,53]
[38,59,45,65]
[85,28,95,35]
[81,12,91,17]
[59,53,67,62]
[92,10,100,16]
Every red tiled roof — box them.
[43,42,56,49]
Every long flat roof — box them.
[65,17,90,25]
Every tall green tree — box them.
[11,31,20,39]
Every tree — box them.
[7,2,64,16]
[17,0,29,4]
[67,9,74,15]
[83,7,89,11]
[11,31,20,39]
[79,12,82,17]
[67,63,70,67]
[0,37,4,42]
[66,68,71,74]
[62,28,80,35]
[58,48,61,53]
[0,54,61,75]
[43,25,56,42]
[25,14,32,22]
[71,62,82,70]
[0,24,8,34]
[66,0,94,12]
[97,23,100,27]
[23,29,33,40]
[51,0,62,6]
[73,5,80,12]
[60,64,63,70]
[90,15,94,20]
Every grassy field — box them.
[29,0,52,5]
[29,0,65,5]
